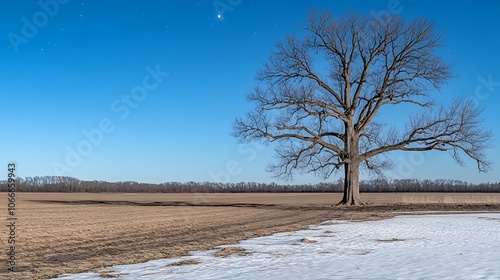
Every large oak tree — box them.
[233,11,492,205]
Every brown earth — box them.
[1,192,500,280]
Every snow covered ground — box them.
[53,213,500,280]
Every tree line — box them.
[1,176,499,193]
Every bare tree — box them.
[233,11,492,205]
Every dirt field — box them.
[1,192,500,280]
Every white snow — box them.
[52,213,500,280]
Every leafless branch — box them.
[233,10,492,186]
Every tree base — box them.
[336,200,365,206]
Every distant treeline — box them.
[1,176,500,193]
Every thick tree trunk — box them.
[340,161,361,205]
[339,121,361,205]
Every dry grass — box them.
[15,192,500,207]
[166,259,200,266]
[94,268,119,278]
[0,193,343,279]
[300,238,317,243]
[320,221,339,225]
[399,193,500,204]
[214,247,250,258]
[0,192,498,279]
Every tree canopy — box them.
[233,11,492,205]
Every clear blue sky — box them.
[1,0,499,184]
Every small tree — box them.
[233,11,492,205]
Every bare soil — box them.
[1,192,499,280]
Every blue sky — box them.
[1,0,499,184]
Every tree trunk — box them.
[340,161,361,205]
[339,121,361,205]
